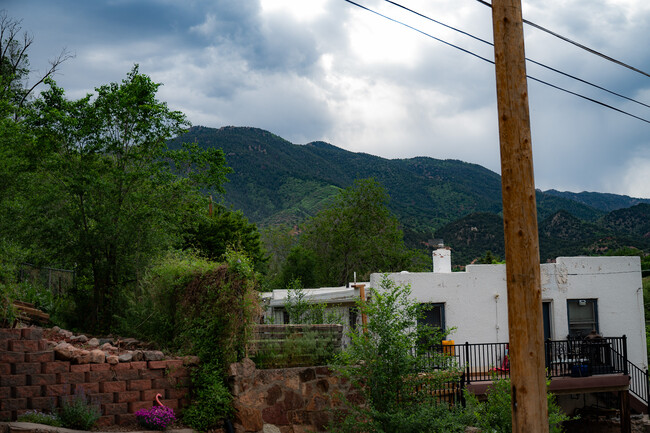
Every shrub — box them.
[57,390,101,430]
[135,405,177,430]
[17,410,62,427]
[182,365,233,431]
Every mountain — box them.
[544,190,650,212]
[169,126,648,263]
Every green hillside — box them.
[169,126,647,263]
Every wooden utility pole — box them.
[491,0,548,432]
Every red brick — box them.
[147,360,167,369]
[44,384,71,397]
[128,401,151,413]
[12,362,41,374]
[165,359,184,369]
[89,393,114,405]
[14,385,42,398]
[152,378,172,389]
[0,387,10,399]
[57,371,85,384]
[96,415,115,427]
[38,340,50,351]
[165,388,188,399]
[100,381,127,393]
[8,340,39,352]
[127,379,151,391]
[72,382,99,394]
[42,361,70,374]
[21,328,43,341]
[111,362,132,371]
[0,363,9,375]
[159,399,178,410]
[25,351,54,363]
[27,373,56,386]
[0,350,24,363]
[70,364,90,372]
[0,329,21,340]
[130,361,147,370]
[167,366,189,378]
[102,402,128,415]
[115,369,139,381]
[28,396,57,410]
[0,374,26,387]
[115,413,137,426]
[0,340,6,350]
[141,389,166,402]
[91,363,112,371]
[0,398,27,411]
[139,369,163,379]
[87,370,114,382]
[0,410,11,421]
[114,390,140,403]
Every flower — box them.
[134,405,176,430]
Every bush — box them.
[17,410,62,427]
[182,365,233,431]
[57,390,101,430]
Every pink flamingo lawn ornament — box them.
[155,393,164,406]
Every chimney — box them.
[433,247,451,273]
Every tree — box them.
[15,66,230,330]
[298,178,413,286]
[184,205,266,272]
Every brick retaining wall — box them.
[0,328,192,427]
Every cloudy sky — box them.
[5,0,650,198]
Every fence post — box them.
[465,342,471,385]
[623,334,630,375]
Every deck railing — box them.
[424,336,648,409]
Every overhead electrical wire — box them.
[383,0,650,110]
[474,0,650,79]
[342,0,650,124]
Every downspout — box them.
[495,293,500,342]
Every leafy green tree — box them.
[184,205,266,272]
[12,66,230,330]
[298,178,413,286]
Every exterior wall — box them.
[0,328,192,426]
[370,256,646,369]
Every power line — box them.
[383,0,650,109]
[342,0,650,124]
[474,0,650,78]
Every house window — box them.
[419,303,445,330]
[274,308,290,324]
[349,307,359,330]
[567,299,598,338]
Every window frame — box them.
[566,299,599,338]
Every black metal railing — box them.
[424,336,649,410]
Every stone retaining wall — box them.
[0,328,192,427]
[228,359,361,433]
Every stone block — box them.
[89,393,114,405]
[0,350,24,363]
[0,363,9,375]
[114,390,140,403]
[0,398,27,411]
[69,363,90,372]
[96,415,115,427]
[12,362,41,375]
[30,396,57,411]
[42,361,70,374]
[71,382,100,394]
[25,351,54,363]
[21,328,43,341]
[14,385,43,398]
[235,402,264,432]
[89,349,105,364]
[165,388,188,399]
[8,340,39,352]
[139,368,163,379]
[57,371,86,384]
[43,384,71,397]
[0,387,10,399]
[128,379,152,391]
[0,374,26,387]
[115,413,137,426]
[90,362,111,371]
[130,361,147,370]
[87,370,114,382]
[140,388,165,402]
[102,402,128,415]
[128,401,152,413]
[27,373,56,386]
[262,403,289,426]
[299,368,316,382]
[100,381,127,393]
[115,369,139,381]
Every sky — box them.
[4,0,650,198]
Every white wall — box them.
[370,256,646,369]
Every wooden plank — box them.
[491,0,547,431]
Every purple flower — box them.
[135,406,176,430]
